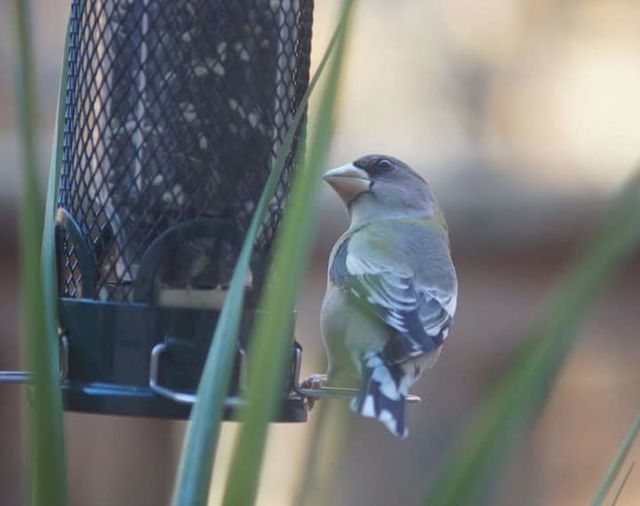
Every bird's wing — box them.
[330,220,456,363]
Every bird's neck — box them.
[347,200,437,230]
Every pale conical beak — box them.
[322,163,371,203]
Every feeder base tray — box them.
[59,298,307,422]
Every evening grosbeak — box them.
[315,154,457,438]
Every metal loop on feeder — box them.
[55,0,314,421]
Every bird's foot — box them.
[299,373,327,410]
[300,373,327,390]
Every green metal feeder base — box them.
[59,298,307,422]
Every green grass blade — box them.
[171,9,353,506]
[421,174,640,506]
[611,462,635,506]
[221,2,355,505]
[591,411,640,506]
[10,0,68,504]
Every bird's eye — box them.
[378,158,392,170]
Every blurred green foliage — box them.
[221,3,354,504]
[172,2,354,505]
[10,0,68,504]
[591,411,640,506]
[422,174,640,506]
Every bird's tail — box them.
[350,352,409,438]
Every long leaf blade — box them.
[591,411,640,506]
[421,175,640,506]
[10,0,69,504]
[171,9,352,505]
[221,2,355,505]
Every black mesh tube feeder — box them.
[47,0,315,420]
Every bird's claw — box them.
[300,373,327,410]
[300,373,327,390]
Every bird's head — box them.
[323,154,438,223]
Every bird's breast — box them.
[321,284,388,358]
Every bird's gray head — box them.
[323,154,438,225]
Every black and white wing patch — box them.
[330,237,453,363]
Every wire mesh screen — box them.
[59,0,313,302]
[61,233,81,298]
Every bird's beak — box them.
[322,163,371,203]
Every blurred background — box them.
[1,0,639,505]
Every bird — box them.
[306,154,457,438]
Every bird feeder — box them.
[51,0,314,420]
